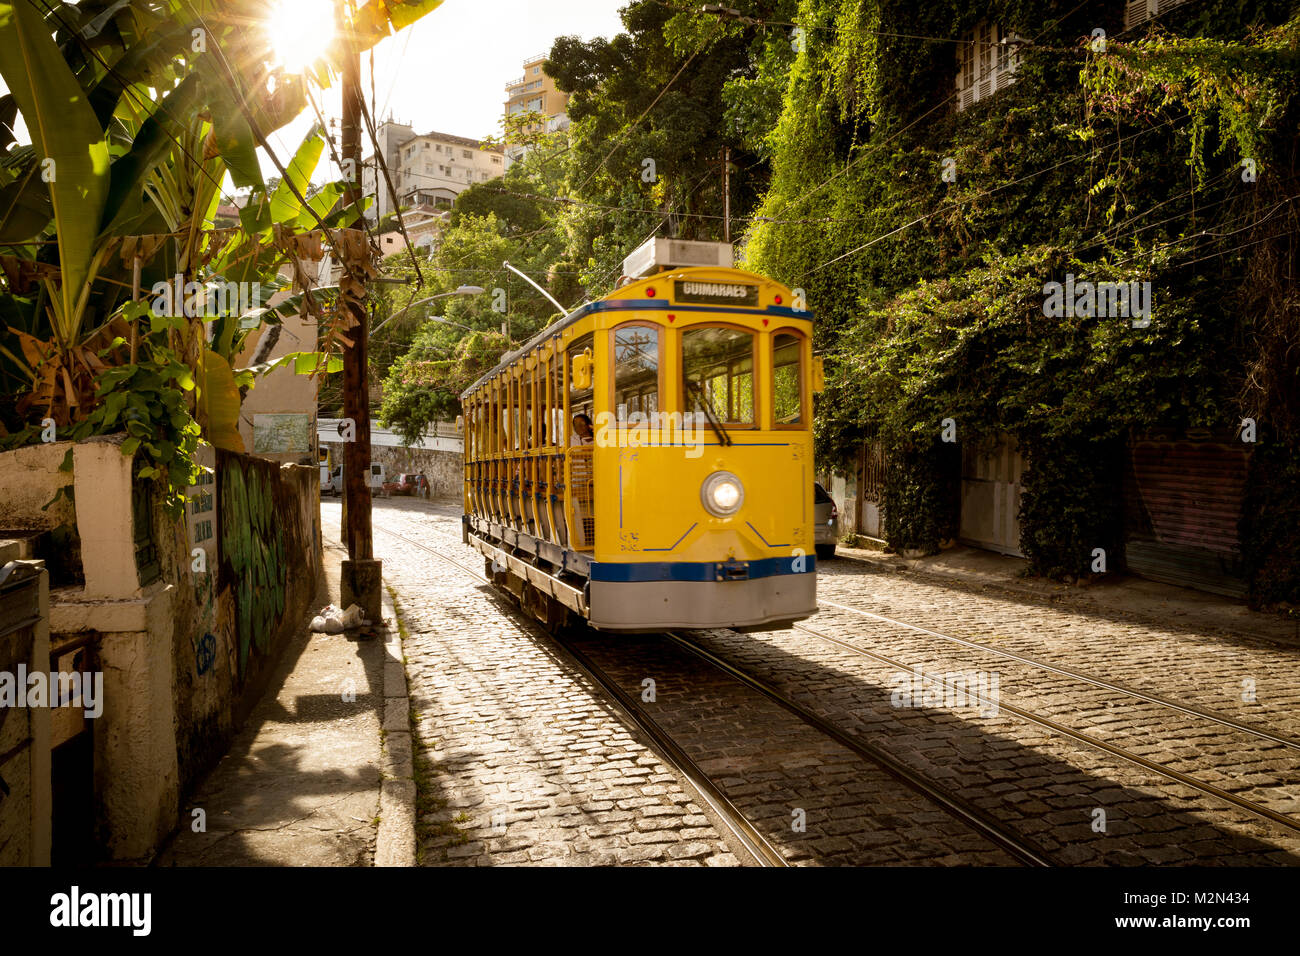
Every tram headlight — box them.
[701,471,744,517]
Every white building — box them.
[376,208,448,260]
[363,120,504,222]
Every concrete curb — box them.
[374,585,416,867]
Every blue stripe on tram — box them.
[588,557,816,583]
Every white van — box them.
[321,463,384,497]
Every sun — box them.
[267,0,337,73]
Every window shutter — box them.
[956,21,1018,111]
[1127,0,1186,29]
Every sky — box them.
[2,0,629,196]
[268,0,628,189]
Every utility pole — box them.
[722,146,731,244]
[337,0,382,624]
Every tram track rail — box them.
[552,634,789,867]
[660,630,1055,866]
[815,596,1300,754]
[370,506,1300,863]
[374,519,1052,866]
[787,618,1300,837]
[372,522,787,866]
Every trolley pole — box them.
[337,1,382,624]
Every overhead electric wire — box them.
[353,78,427,286]
[795,110,1192,280]
[754,0,1096,224]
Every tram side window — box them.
[773,332,804,426]
[613,325,659,421]
[567,332,594,442]
[682,327,754,425]
[551,355,565,444]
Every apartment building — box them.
[503,53,571,163]
[362,119,505,221]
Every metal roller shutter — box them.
[1123,436,1248,597]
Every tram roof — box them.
[459,299,592,399]
[458,267,808,400]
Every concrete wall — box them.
[0,441,75,532]
[0,441,80,584]
[233,265,319,466]
[0,436,322,862]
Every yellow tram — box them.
[460,241,821,632]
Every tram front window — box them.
[682,327,754,425]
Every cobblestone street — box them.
[336,497,1300,867]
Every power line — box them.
[796,110,1191,280]
[1102,191,1300,269]
[570,19,725,198]
[647,0,1045,46]
[755,0,1096,224]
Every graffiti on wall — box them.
[194,632,217,676]
[218,456,288,674]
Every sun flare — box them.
[267,0,337,73]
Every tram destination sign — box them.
[674,280,759,307]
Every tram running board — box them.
[468,532,587,616]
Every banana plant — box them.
[0,0,446,454]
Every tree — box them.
[546,0,797,292]
[376,139,573,443]
[0,0,447,512]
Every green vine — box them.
[68,307,202,519]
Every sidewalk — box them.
[833,540,1300,646]
[155,532,410,866]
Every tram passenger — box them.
[568,413,595,547]
[569,413,594,446]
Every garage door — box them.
[1123,436,1248,597]
[959,435,1025,557]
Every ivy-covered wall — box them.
[744,0,1300,607]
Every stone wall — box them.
[323,440,462,500]
[171,452,322,798]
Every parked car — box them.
[814,482,838,560]
[382,472,429,497]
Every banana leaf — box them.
[270,125,325,225]
[197,348,245,451]
[0,0,112,344]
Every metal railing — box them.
[567,447,594,550]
